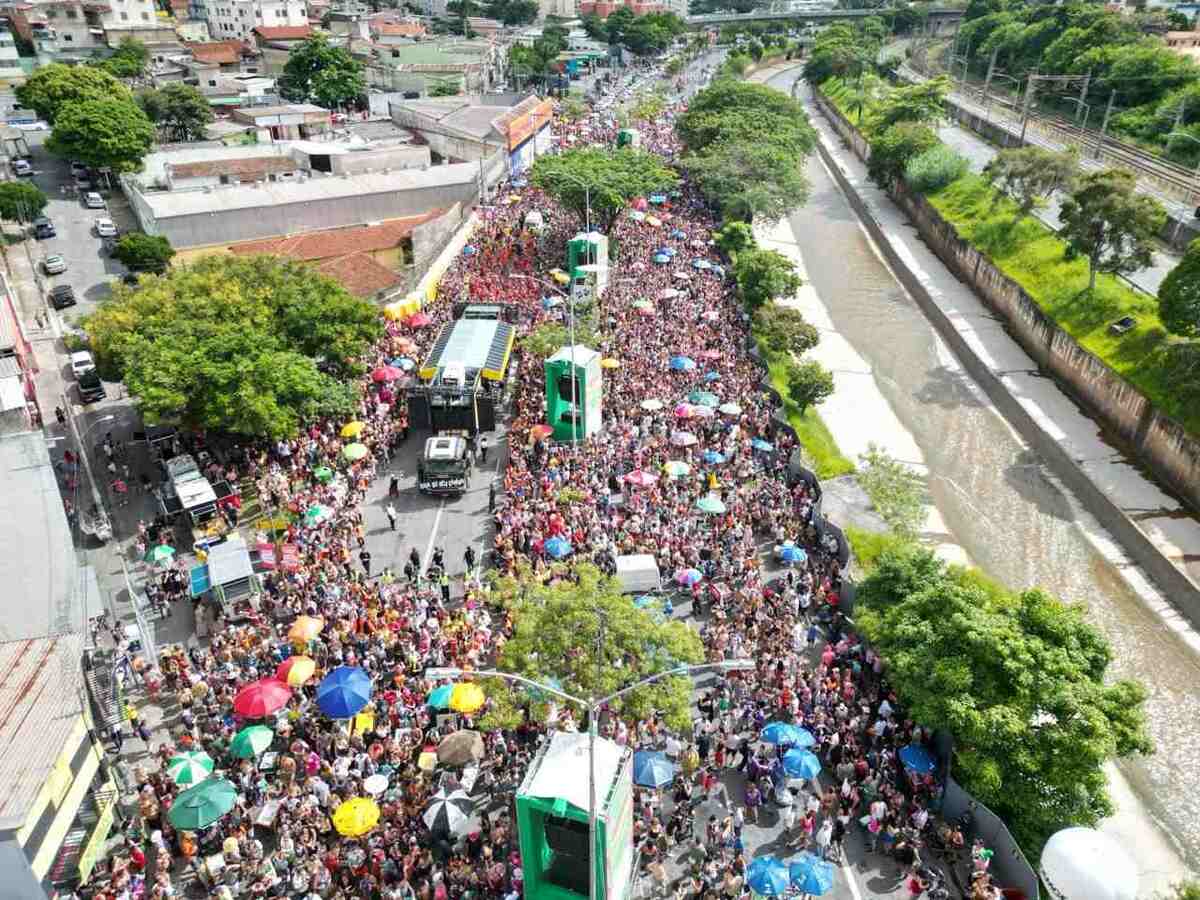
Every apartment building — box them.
[0,27,25,87]
[197,0,307,40]
[9,0,160,63]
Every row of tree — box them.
[580,9,688,56]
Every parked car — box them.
[33,217,56,239]
[78,368,106,403]
[42,254,66,275]
[49,284,75,309]
[70,351,95,379]
[74,172,92,190]
[10,159,32,176]
[70,161,88,176]
[94,217,117,237]
[83,191,105,209]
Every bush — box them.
[867,122,939,188]
[904,144,969,194]
[724,54,749,76]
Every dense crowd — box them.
[86,65,1006,900]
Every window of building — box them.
[208,79,216,85]
[121,11,128,19]
[44,8,57,17]
[142,11,149,18]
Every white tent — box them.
[1039,827,1137,900]
[615,554,661,594]
[521,731,624,814]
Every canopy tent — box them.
[1039,827,1137,900]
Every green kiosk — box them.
[516,731,635,900]
[545,345,602,443]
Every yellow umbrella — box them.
[332,797,381,837]
[288,616,325,643]
[276,656,316,687]
[418,751,438,772]
[341,421,365,438]
[449,683,485,714]
[600,358,621,370]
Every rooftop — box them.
[185,39,257,65]
[0,430,81,641]
[373,21,425,37]
[315,252,403,297]
[0,633,85,829]
[374,42,487,65]
[228,211,440,259]
[252,24,313,40]
[394,97,514,141]
[139,164,476,219]
[170,155,300,179]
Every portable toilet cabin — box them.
[617,128,641,148]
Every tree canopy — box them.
[94,38,149,79]
[856,544,1152,853]
[137,83,215,142]
[681,142,810,224]
[279,34,366,109]
[785,358,834,416]
[16,64,131,124]
[733,247,802,311]
[46,97,155,173]
[803,21,881,84]
[112,234,176,274]
[479,564,705,733]
[0,181,48,223]
[867,122,940,188]
[1158,238,1200,340]
[83,256,383,438]
[531,147,678,232]
[983,146,1078,218]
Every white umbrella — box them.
[641,399,664,411]
[671,431,698,447]
[423,788,475,835]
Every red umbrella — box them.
[631,197,648,211]
[233,678,292,718]
[372,366,401,383]
[406,313,433,327]
[530,424,553,440]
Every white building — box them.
[0,28,25,87]
[200,0,308,40]
[9,0,162,63]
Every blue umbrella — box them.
[761,721,808,746]
[704,371,722,382]
[782,748,822,780]
[544,536,573,559]
[463,245,477,256]
[779,544,807,564]
[317,666,372,719]
[701,450,726,465]
[656,246,676,257]
[669,356,696,371]
[751,438,775,451]
[670,229,687,239]
[427,684,454,709]
[632,750,676,788]
[633,595,657,609]
[692,258,711,270]
[746,857,791,897]
[899,744,937,774]
[654,253,671,264]
[789,853,835,896]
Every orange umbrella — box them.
[276,656,316,686]
[288,616,324,643]
[531,424,553,440]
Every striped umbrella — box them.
[167,750,214,786]
[423,788,474,835]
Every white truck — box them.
[158,454,228,528]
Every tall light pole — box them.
[1168,131,1200,205]
[1063,97,1090,149]
[426,657,756,900]
[511,273,580,444]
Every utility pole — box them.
[1020,71,1037,144]
[1076,70,1091,123]
[983,46,998,99]
[1094,91,1116,160]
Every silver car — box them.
[84,191,105,209]
[42,254,66,275]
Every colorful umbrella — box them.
[394,357,416,371]
[438,730,485,767]
[635,305,655,317]
[899,744,937,774]
[674,403,697,419]
[658,288,683,300]
[544,536,573,559]
[688,390,719,407]
[696,495,726,514]
[333,797,381,837]
[662,460,691,478]
[779,544,808,565]
[406,312,433,327]
[761,722,809,746]
[600,357,621,369]
[632,299,654,311]
[395,337,418,355]
[317,666,373,719]
[670,430,698,447]
[700,349,722,361]
[303,504,333,526]
[276,656,316,686]
[423,788,474,835]
[704,371,722,382]
[782,748,822,780]
[449,683,485,714]
[230,724,274,759]
[746,857,791,897]
[789,853,835,896]
[288,616,325,643]
[701,450,726,465]
[691,405,715,419]
[168,778,237,830]
[624,469,659,488]
[640,399,664,412]
[343,442,369,461]
[167,750,214,786]
[632,750,677,788]
[719,403,742,416]
[654,253,670,264]
[372,366,402,383]
[668,355,696,371]
[145,544,175,564]
[530,424,554,440]
[313,466,334,483]
[340,421,365,438]
[692,258,712,270]
[427,684,455,709]
[751,438,775,452]
[233,678,292,718]
[675,567,703,587]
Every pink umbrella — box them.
[700,349,722,360]
[624,469,659,488]
[406,313,433,327]
[372,366,401,383]
[636,306,655,317]
[674,403,695,418]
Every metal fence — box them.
[943,777,1041,900]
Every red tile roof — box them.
[185,40,255,65]
[374,21,425,37]
[314,252,403,298]
[228,212,442,260]
[252,25,313,40]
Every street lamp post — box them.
[1168,131,1200,205]
[68,411,116,543]
[426,658,756,900]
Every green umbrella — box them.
[313,466,334,483]
[167,778,237,830]
[343,442,369,461]
[696,495,726,514]
[230,724,274,759]
[145,544,176,564]
[167,750,214,786]
[688,390,720,408]
[304,504,333,526]
[663,460,691,478]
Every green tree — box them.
[867,122,939,188]
[856,546,1153,853]
[581,11,607,41]
[804,22,876,84]
[111,233,176,274]
[46,97,155,173]
[714,221,756,256]
[531,147,678,232]
[678,80,815,158]
[96,37,149,79]
[753,305,819,358]
[83,255,382,438]
[485,0,537,24]
[870,77,949,133]
[983,146,1078,219]
[856,443,925,536]
[16,63,130,124]
[521,319,597,359]
[1158,238,1200,339]
[682,141,810,224]
[734,247,802,311]
[1059,168,1166,293]
[1167,880,1200,900]
[785,359,834,416]
[138,82,214,142]
[279,33,365,109]
[0,181,48,223]
[427,78,461,97]
[605,6,636,45]
[481,564,705,733]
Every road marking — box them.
[421,498,446,576]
